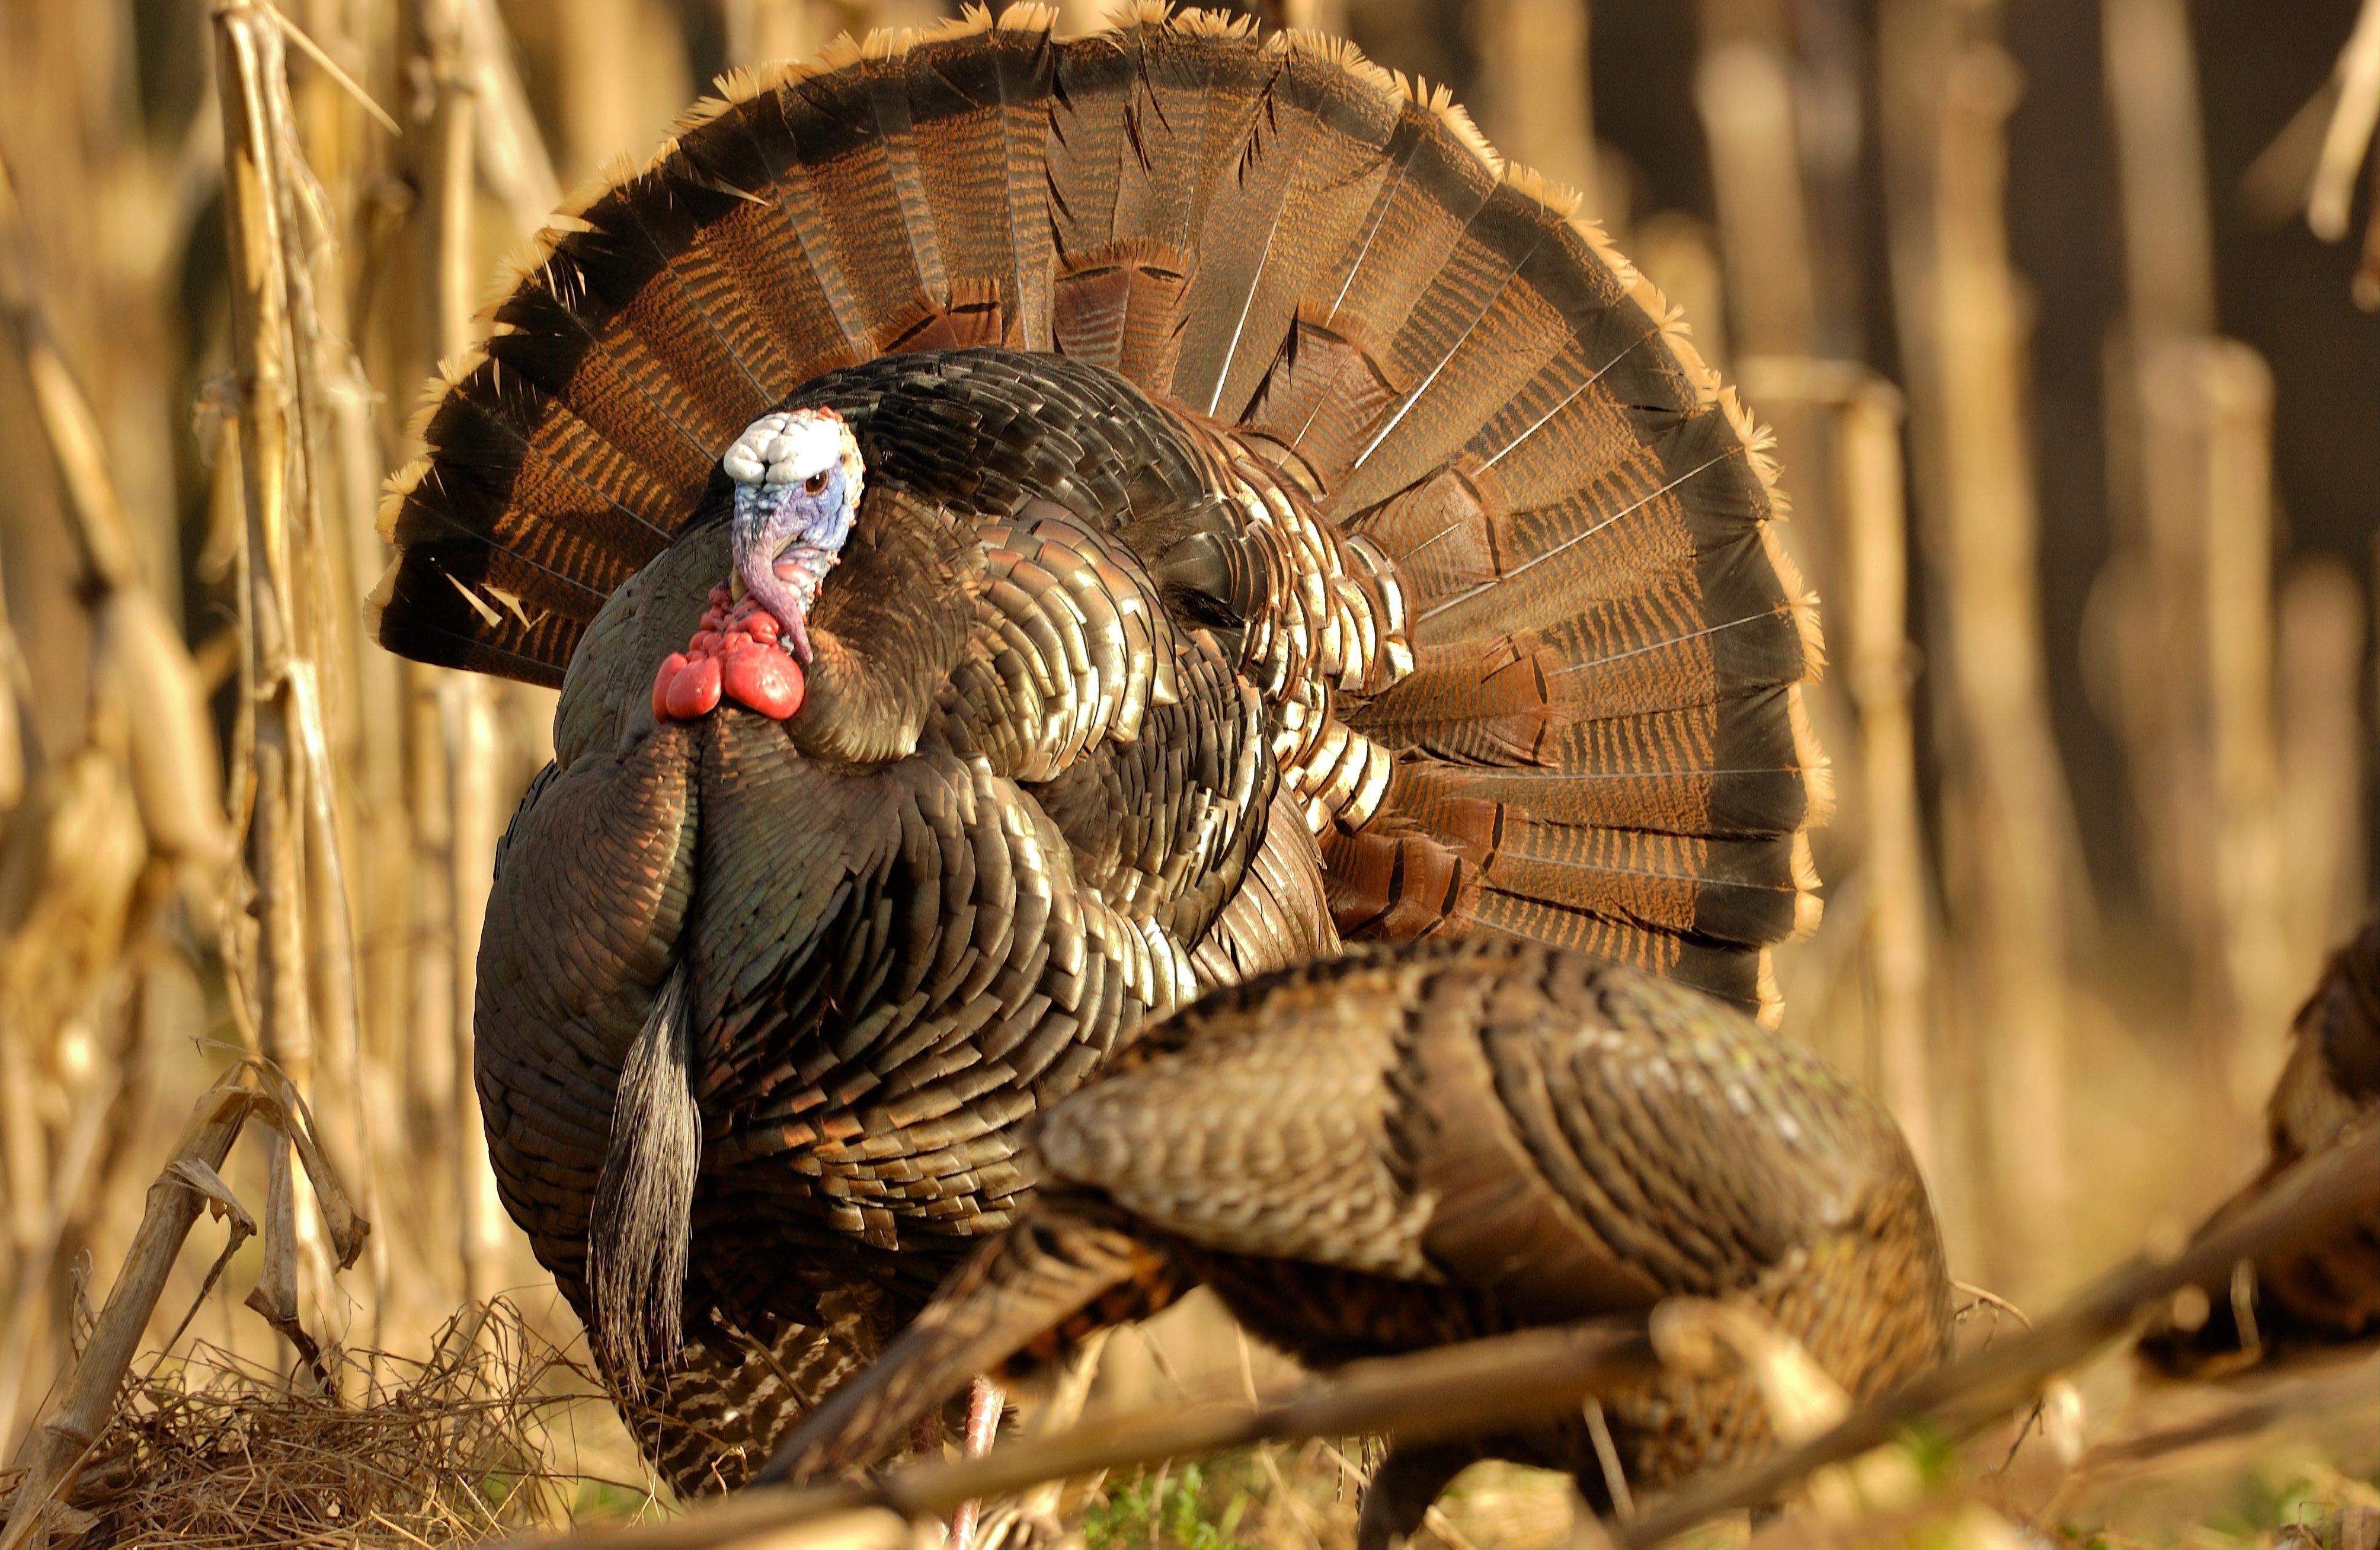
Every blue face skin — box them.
[730,462,856,665]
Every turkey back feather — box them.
[375,3,1825,1020]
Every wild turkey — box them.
[372,5,1829,1493]
[763,940,1952,1543]
[2139,918,2380,1375]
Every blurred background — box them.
[1,0,2377,1538]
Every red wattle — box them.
[721,638,804,719]
[664,654,723,720]
[652,653,689,720]
[652,582,806,723]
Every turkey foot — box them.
[945,1377,1005,1550]
[973,1328,1113,1550]
[651,582,806,722]
[1355,1442,1477,1550]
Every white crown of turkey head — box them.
[725,408,863,664]
[724,408,866,497]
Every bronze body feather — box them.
[376,7,1829,1491]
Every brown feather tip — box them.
[787,4,1020,76]
[1720,385,1786,475]
[1498,162,1585,223]
[813,27,898,69]
[909,9,997,47]
[1789,830,1825,940]
[453,157,679,332]
[394,321,498,440]
[1404,78,1502,172]
[1659,303,1725,405]
[376,455,433,543]
[551,152,657,228]
[713,56,823,105]
[1758,520,1828,680]
[1578,216,1648,293]
[670,88,743,139]
[705,68,764,107]
[379,344,495,532]
[1278,30,1401,103]
[478,212,600,330]
[360,556,398,639]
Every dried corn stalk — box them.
[1878,0,2080,1295]
[214,0,379,1342]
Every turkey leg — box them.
[945,1376,1005,1550]
[970,1329,1114,1550]
[1355,1441,1476,1550]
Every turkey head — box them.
[649,408,976,767]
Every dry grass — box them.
[28,1302,650,1549]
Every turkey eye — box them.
[803,470,830,495]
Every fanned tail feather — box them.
[376,6,1823,1023]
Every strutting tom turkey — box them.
[764,940,1951,1545]
[372,4,1831,1493]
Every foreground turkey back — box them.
[374,4,1830,1492]
[766,940,1952,1545]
